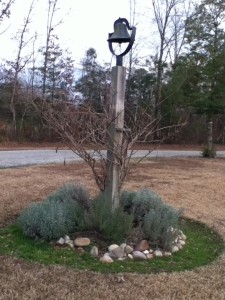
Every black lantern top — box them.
[108,18,136,66]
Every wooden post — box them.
[207,120,213,151]
[104,65,126,211]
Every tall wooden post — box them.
[104,65,126,211]
[207,119,213,151]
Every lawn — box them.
[1,157,225,299]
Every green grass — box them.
[0,218,223,274]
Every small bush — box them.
[47,183,91,211]
[143,204,183,250]
[85,194,133,242]
[18,183,90,240]
[202,146,216,158]
[17,202,44,238]
[121,189,163,225]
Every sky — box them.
[0,0,151,67]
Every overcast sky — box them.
[0,0,151,66]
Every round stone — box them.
[176,243,183,250]
[171,245,179,253]
[146,253,154,259]
[90,246,99,257]
[120,243,127,250]
[74,237,90,247]
[64,235,70,242]
[125,245,134,254]
[132,251,147,260]
[56,237,65,245]
[135,240,150,252]
[179,240,186,245]
[108,244,119,252]
[164,251,172,257]
[181,233,187,240]
[154,250,163,257]
[109,246,124,258]
[100,255,113,264]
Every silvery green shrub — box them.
[121,189,163,225]
[18,183,89,240]
[143,204,183,250]
[47,183,91,211]
[17,202,44,238]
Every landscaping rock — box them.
[181,233,187,240]
[64,235,70,242]
[120,243,127,250]
[132,251,147,260]
[176,243,183,250]
[146,253,154,259]
[109,246,124,259]
[74,237,90,247]
[143,250,149,255]
[108,244,119,252]
[171,245,179,253]
[135,240,150,252]
[125,245,133,254]
[179,240,186,245]
[90,246,98,257]
[128,254,133,259]
[164,251,172,257]
[65,240,74,249]
[154,250,163,257]
[100,255,113,264]
[56,237,65,245]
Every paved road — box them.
[0,149,225,168]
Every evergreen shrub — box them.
[202,146,216,158]
[47,183,91,210]
[18,183,89,240]
[85,194,133,242]
[121,189,163,225]
[143,204,183,250]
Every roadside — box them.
[1,142,225,151]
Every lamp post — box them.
[104,18,136,210]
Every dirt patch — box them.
[1,157,225,299]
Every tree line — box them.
[0,0,225,147]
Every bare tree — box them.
[33,91,185,201]
[151,0,192,139]
[8,0,36,137]
[42,0,64,98]
[0,0,15,35]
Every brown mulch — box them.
[1,157,225,299]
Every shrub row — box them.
[18,184,183,249]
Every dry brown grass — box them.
[1,157,225,299]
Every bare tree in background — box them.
[42,0,64,98]
[151,0,192,139]
[0,0,15,34]
[7,0,36,137]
